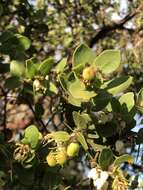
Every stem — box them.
[23,96,49,132]
[0,86,8,140]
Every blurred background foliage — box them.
[1,0,143,189]
[1,0,143,89]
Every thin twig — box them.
[23,97,49,132]
[0,86,8,140]
[90,3,143,46]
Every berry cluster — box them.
[46,142,80,167]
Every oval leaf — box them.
[76,132,88,151]
[15,34,31,50]
[93,50,120,74]
[72,44,95,67]
[68,78,96,101]
[102,76,133,95]
[55,58,67,73]
[38,57,54,76]
[10,60,25,77]
[22,125,39,149]
[4,76,21,89]
[51,131,70,142]
[99,148,114,170]
[114,154,134,166]
[119,92,135,112]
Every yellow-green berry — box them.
[67,142,80,157]
[46,152,57,167]
[82,66,96,81]
[56,148,67,166]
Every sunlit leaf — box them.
[93,50,120,74]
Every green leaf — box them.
[0,30,14,43]
[99,148,114,170]
[119,92,135,112]
[87,139,105,151]
[137,88,143,107]
[68,94,82,107]
[113,154,134,166]
[72,63,85,74]
[73,111,91,129]
[10,60,25,77]
[22,125,39,149]
[76,132,88,151]
[51,131,70,142]
[38,57,54,76]
[4,76,21,89]
[102,76,133,95]
[14,164,34,185]
[36,0,45,9]
[119,92,136,120]
[72,44,95,67]
[25,58,37,79]
[0,64,9,73]
[68,78,96,101]
[87,133,99,139]
[49,82,58,94]
[58,73,69,92]
[42,168,61,190]
[15,34,31,50]
[136,105,143,115]
[109,97,121,113]
[0,4,3,17]
[96,122,118,137]
[93,90,111,111]
[93,50,120,74]
[55,58,67,73]
[0,171,6,187]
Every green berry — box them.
[46,152,57,167]
[82,66,96,81]
[67,142,80,157]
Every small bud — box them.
[115,140,124,153]
[33,79,41,91]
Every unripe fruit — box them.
[46,152,57,167]
[56,148,67,166]
[67,142,80,157]
[82,66,96,81]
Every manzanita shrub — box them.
[1,43,143,190]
